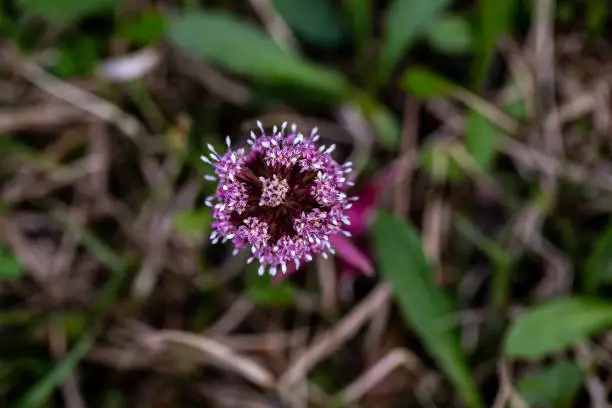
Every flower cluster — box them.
[202,122,355,276]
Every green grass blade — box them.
[372,212,484,408]
[17,215,126,408]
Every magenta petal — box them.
[345,161,399,236]
[344,184,377,236]
[329,233,374,276]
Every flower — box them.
[273,159,399,285]
[201,121,355,276]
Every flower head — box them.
[273,158,400,286]
[202,121,355,276]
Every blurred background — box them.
[1,0,612,407]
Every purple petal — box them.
[345,161,399,236]
[344,184,377,236]
[329,233,374,276]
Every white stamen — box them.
[200,155,212,164]
[225,136,231,147]
[232,248,239,256]
[259,175,289,207]
[325,144,336,154]
[258,265,265,275]
[281,263,287,274]
[270,266,277,276]
[291,123,297,133]
[204,175,216,181]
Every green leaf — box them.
[401,67,458,99]
[471,0,515,90]
[357,94,400,149]
[426,14,473,54]
[372,212,484,408]
[586,0,607,34]
[517,362,582,408]
[503,95,528,121]
[583,221,612,293]
[273,0,346,48]
[504,297,612,359]
[54,37,99,77]
[465,110,497,171]
[0,3,17,37]
[370,105,400,150]
[18,0,116,23]
[118,10,166,46]
[166,10,350,102]
[379,0,452,80]
[0,245,24,280]
[419,141,463,182]
[342,0,371,52]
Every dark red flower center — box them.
[230,153,322,242]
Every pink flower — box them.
[201,122,355,277]
[274,158,398,283]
